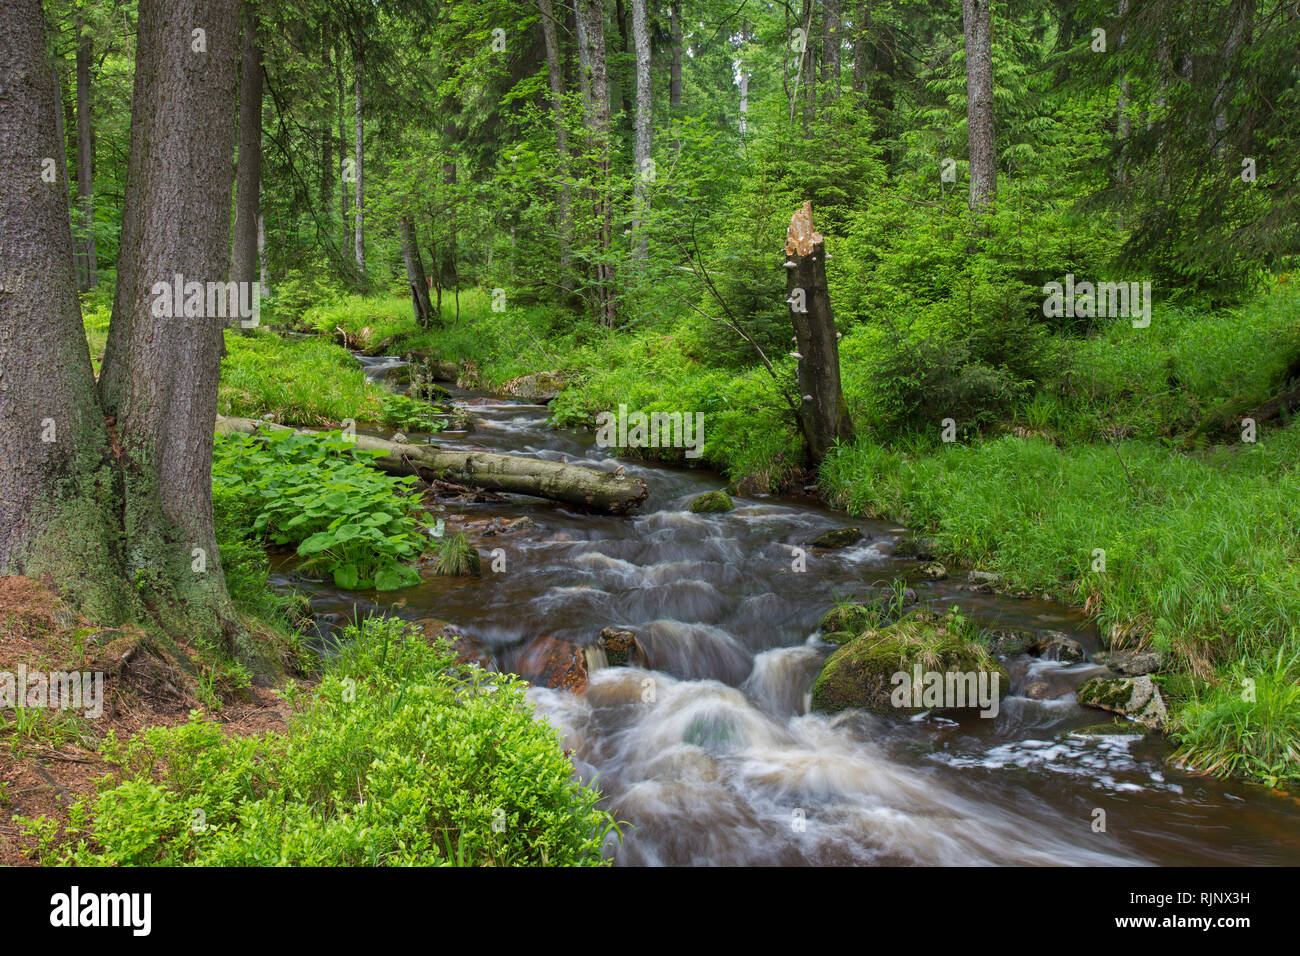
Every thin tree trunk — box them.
[852,1,871,95]
[961,0,997,212]
[442,121,458,317]
[353,55,365,273]
[1211,0,1252,156]
[822,0,841,106]
[230,0,262,293]
[336,49,351,262]
[538,0,574,292]
[784,202,854,464]
[0,0,130,621]
[631,0,652,261]
[75,17,98,291]
[399,216,435,327]
[669,2,682,109]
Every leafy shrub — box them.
[381,392,446,433]
[38,618,617,866]
[213,429,429,590]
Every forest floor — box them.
[0,576,299,865]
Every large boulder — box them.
[1077,675,1167,729]
[811,608,1009,716]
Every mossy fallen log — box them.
[216,416,649,515]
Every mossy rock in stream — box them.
[809,527,863,549]
[817,586,918,637]
[811,608,1008,716]
[689,490,734,513]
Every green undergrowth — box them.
[213,429,431,591]
[820,426,1300,785]
[25,617,617,865]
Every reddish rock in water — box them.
[517,636,589,692]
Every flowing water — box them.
[274,354,1300,866]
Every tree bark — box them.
[0,0,131,622]
[75,17,98,291]
[669,2,683,109]
[230,0,262,293]
[852,1,871,95]
[216,417,650,514]
[537,0,574,292]
[352,55,365,273]
[784,202,854,464]
[99,0,256,663]
[335,48,351,262]
[575,0,616,326]
[630,0,652,261]
[399,216,435,328]
[961,0,997,212]
[821,0,841,106]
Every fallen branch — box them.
[216,416,649,515]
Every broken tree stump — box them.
[784,201,855,464]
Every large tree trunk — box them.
[352,54,365,273]
[99,0,258,665]
[399,216,435,327]
[575,0,616,326]
[216,417,650,515]
[75,17,98,291]
[537,0,574,292]
[230,0,262,294]
[0,0,132,622]
[630,0,652,261]
[784,203,854,464]
[961,0,997,212]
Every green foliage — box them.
[213,429,429,591]
[36,617,616,866]
[381,393,447,433]
[1171,649,1300,787]
[431,531,481,576]
[219,331,383,427]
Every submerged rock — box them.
[988,628,1037,656]
[1031,631,1085,663]
[892,536,935,561]
[729,474,770,497]
[501,370,564,402]
[810,608,1009,716]
[517,635,589,692]
[918,561,948,580]
[966,570,1001,592]
[592,626,650,668]
[1077,675,1167,729]
[809,527,863,548]
[1068,720,1147,738]
[689,490,734,513]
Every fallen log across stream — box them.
[215,416,650,515]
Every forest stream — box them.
[268,353,1300,866]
